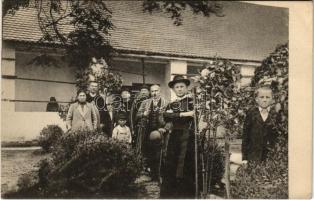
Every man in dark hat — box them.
[136,84,168,181]
[160,75,197,198]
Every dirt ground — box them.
[1,147,47,193]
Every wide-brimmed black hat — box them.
[168,75,190,88]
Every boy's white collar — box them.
[258,106,271,112]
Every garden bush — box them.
[5,130,143,198]
[38,125,64,153]
[17,173,38,191]
[35,130,142,198]
[231,136,288,199]
[230,43,288,199]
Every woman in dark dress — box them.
[160,75,196,199]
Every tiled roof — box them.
[3,1,288,61]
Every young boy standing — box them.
[112,112,132,144]
[242,86,278,163]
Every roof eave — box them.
[3,38,262,64]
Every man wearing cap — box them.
[136,84,168,180]
[160,75,196,198]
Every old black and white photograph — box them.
[1,0,311,199]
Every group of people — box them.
[65,75,278,198]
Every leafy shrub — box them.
[37,129,143,198]
[17,173,38,191]
[231,137,288,199]
[38,125,64,153]
[16,175,31,191]
[231,43,288,199]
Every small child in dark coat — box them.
[242,86,278,164]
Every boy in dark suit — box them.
[242,86,278,164]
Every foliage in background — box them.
[192,57,245,197]
[231,43,288,199]
[193,57,246,137]
[7,130,143,198]
[58,57,123,120]
[2,0,30,16]
[143,1,224,25]
[58,102,73,121]
[76,57,122,92]
[38,125,64,153]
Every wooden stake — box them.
[192,87,199,198]
[224,133,231,199]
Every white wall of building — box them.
[1,42,259,141]
[15,51,77,112]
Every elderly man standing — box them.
[136,84,167,180]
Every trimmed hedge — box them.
[7,130,143,198]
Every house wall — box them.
[15,51,77,112]
[1,42,68,141]
[2,42,16,112]
[1,43,170,141]
[110,59,169,100]
[1,42,259,141]
[13,52,169,112]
